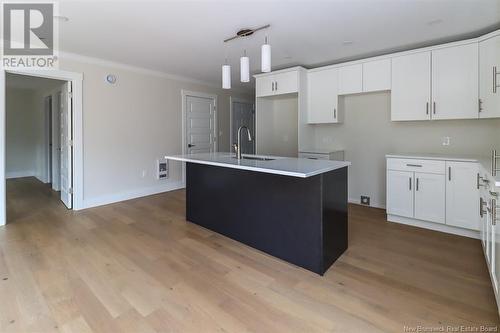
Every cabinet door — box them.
[255,75,275,97]
[445,161,480,230]
[338,64,362,95]
[274,71,298,95]
[414,172,445,224]
[479,35,500,118]
[307,68,339,123]
[387,170,414,218]
[363,59,391,92]
[432,43,479,120]
[391,52,431,121]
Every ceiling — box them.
[57,0,500,91]
[6,73,65,91]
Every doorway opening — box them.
[5,73,73,224]
[230,97,255,154]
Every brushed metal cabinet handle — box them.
[448,166,451,181]
[494,66,497,94]
[416,178,419,191]
[406,164,422,167]
[433,101,436,115]
[275,81,278,91]
[426,102,429,115]
[409,177,412,191]
[334,108,336,119]
[477,173,480,189]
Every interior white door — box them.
[479,35,500,118]
[231,100,255,154]
[51,92,61,191]
[387,170,414,218]
[432,43,479,120]
[186,95,216,154]
[414,172,445,224]
[445,161,479,230]
[60,82,72,209]
[307,68,339,123]
[391,52,431,121]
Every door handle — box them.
[188,144,196,148]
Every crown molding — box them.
[58,51,253,95]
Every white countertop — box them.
[166,153,351,178]
[386,153,500,187]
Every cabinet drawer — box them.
[299,152,330,160]
[387,158,445,174]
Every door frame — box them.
[44,95,53,184]
[0,69,84,226]
[229,96,255,152]
[180,90,218,183]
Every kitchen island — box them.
[166,152,351,275]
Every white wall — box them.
[56,56,253,207]
[256,94,299,157]
[5,88,38,179]
[311,92,500,208]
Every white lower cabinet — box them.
[414,172,446,224]
[387,170,414,218]
[445,161,480,230]
[387,157,480,236]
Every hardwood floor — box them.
[0,177,499,332]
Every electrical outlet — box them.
[361,196,370,206]
[442,137,450,146]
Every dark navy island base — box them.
[185,162,348,275]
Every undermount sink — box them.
[233,156,275,161]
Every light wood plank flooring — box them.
[0,177,499,332]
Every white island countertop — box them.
[166,153,351,178]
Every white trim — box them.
[6,170,36,179]
[83,181,185,209]
[229,96,255,152]
[44,95,52,184]
[59,51,252,95]
[1,69,84,226]
[387,214,480,239]
[307,28,500,74]
[181,90,218,182]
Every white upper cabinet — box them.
[255,70,298,98]
[391,52,432,121]
[255,75,275,97]
[338,64,363,95]
[307,68,340,124]
[479,35,500,118]
[431,43,479,120]
[445,161,480,230]
[363,59,391,92]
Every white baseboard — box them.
[81,181,186,210]
[387,214,480,239]
[349,197,386,209]
[6,170,35,179]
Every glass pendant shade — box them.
[240,55,250,82]
[222,64,231,89]
[261,40,271,73]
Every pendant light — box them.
[240,50,250,83]
[261,36,271,73]
[222,59,231,89]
